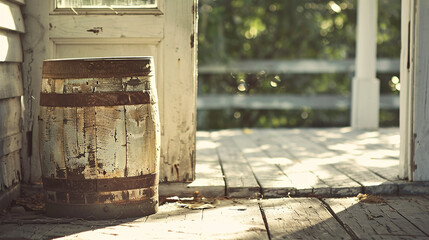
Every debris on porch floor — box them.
[1,195,429,239]
[162,127,429,198]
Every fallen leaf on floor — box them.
[175,191,219,210]
[357,193,385,203]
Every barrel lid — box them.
[43,56,154,79]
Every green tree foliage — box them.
[198,0,401,130]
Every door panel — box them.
[49,15,164,39]
[55,44,158,59]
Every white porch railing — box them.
[197,58,400,111]
[197,94,399,110]
[199,58,399,74]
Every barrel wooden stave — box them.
[39,58,159,219]
[39,106,66,178]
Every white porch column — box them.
[399,0,412,180]
[351,0,380,130]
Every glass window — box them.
[56,0,156,8]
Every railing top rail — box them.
[198,58,400,74]
[197,94,399,110]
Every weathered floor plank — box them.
[265,129,332,195]
[385,196,429,236]
[54,200,268,240]
[43,224,102,239]
[1,195,429,240]
[249,129,334,197]
[332,161,398,195]
[398,182,429,195]
[270,129,362,196]
[163,127,402,198]
[212,130,260,198]
[159,132,225,198]
[201,199,268,240]
[324,197,429,239]
[160,128,403,198]
[51,204,202,240]
[135,203,203,240]
[301,129,398,195]
[303,128,400,182]
[189,132,225,196]
[0,223,58,239]
[231,130,296,198]
[261,197,352,240]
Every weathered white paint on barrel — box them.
[39,57,160,219]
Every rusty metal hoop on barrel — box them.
[39,57,160,220]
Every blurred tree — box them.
[198,0,401,130]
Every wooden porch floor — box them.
[1,128,429,239]
[161,127,429,198]
[1,196,429,239]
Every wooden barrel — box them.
[39,57,160,219]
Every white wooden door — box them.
[22,0,198,183]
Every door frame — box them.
[399,0,429,181]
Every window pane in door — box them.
[56,0,156,8]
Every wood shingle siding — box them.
[0,0,25,33]
[0,0,25,211]
[5,0,24,6]
[0,63,23,99]
[0,30,23,62]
